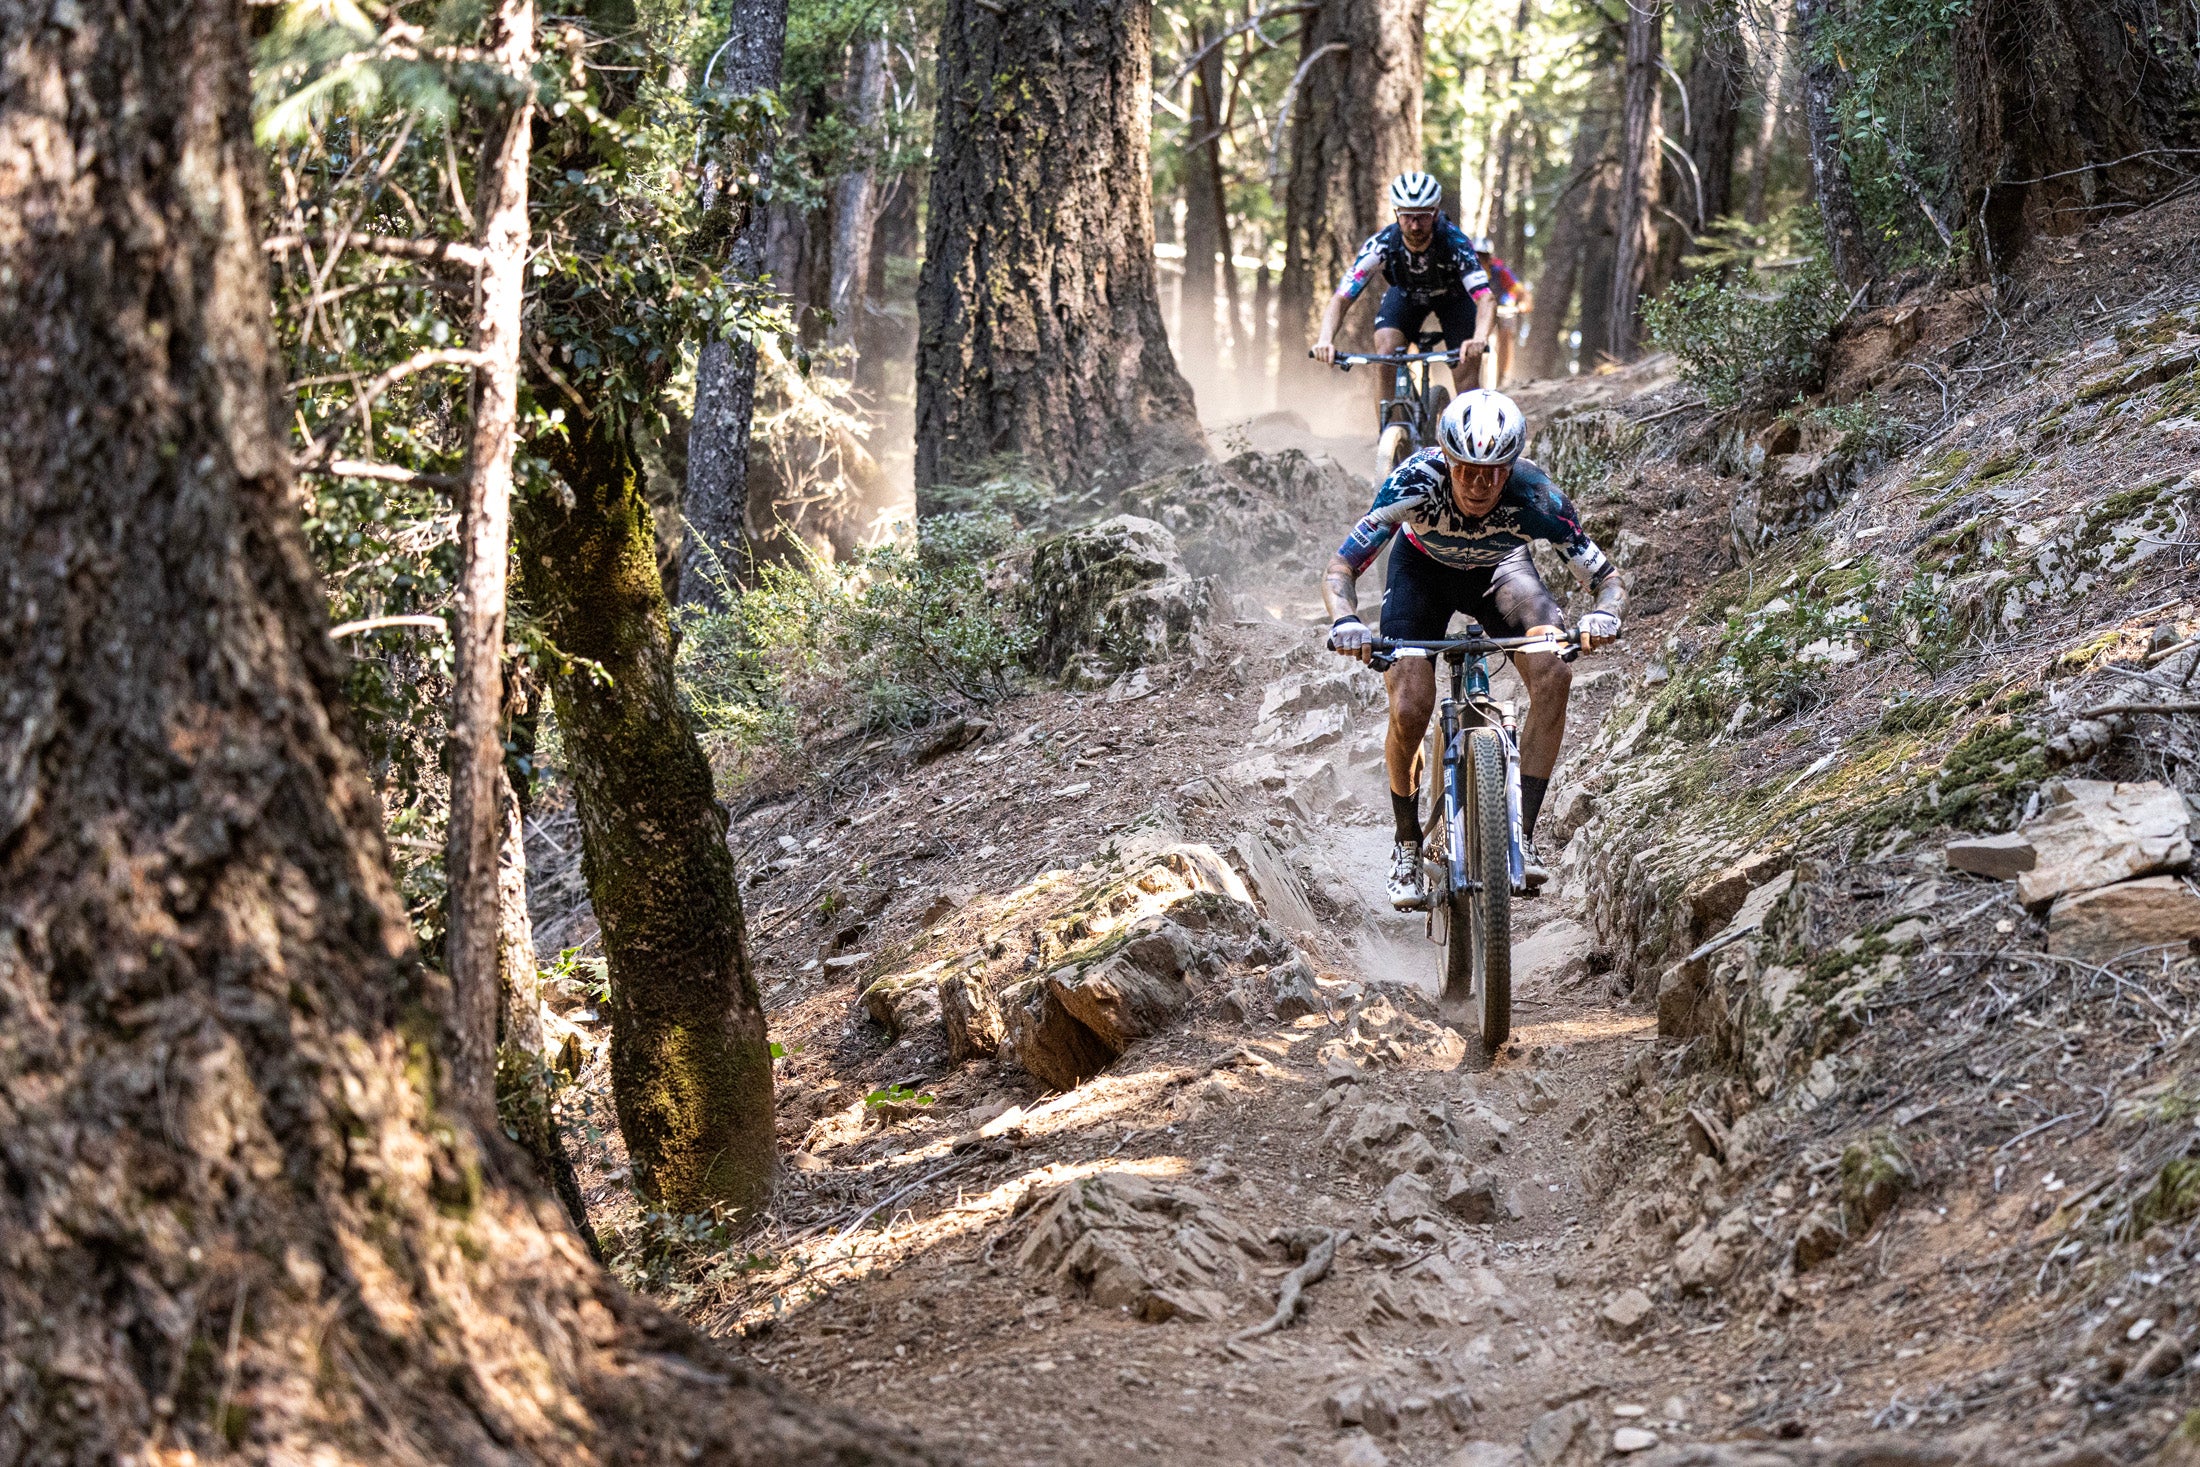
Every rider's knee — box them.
[1390,680,1435,728]
[1526,655,1572,700]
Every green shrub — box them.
[1645,245,1848,410]
[676,512,1035,773]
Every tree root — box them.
[1231,1227,1343,1341]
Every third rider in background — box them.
[1319,391,1627,910]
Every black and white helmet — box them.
[1436,389,1526,466]
[1388,171,1443,211]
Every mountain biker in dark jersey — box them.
[1318,390,1626,909]
[1311,172,1494,386]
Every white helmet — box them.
[1388,171,1442,211]
[1436,389,1526,466]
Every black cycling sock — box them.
[1520,775,1550,839]
[1391,791,1421,847]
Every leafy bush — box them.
[676,512,1035,774]
[1646,235,1848,410]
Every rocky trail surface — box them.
[526,203,2200,1467]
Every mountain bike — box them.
[1369,625,1580,1054]
[1310,329,1458,479]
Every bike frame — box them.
[1374,630,1573,902]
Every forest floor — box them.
[525,198,2200,1467]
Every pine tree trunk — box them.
[826,29,890,351]
[1794,0,1874,289]
[1180,25,1224,369]
[1956,0,2200,267]
[447,0,535,1119]
[854,173,919,405]
[0,0,930,1452]
[1683,0,1742,227]
[1577,158,1620,368]
[916,0,1203,500]
[1523,112,1610,380]
[1277,0,1426,379]
[1743,7,1790,225]
[680,0,791,608]
[1608,0,1663,360]
[515,414,780,1217]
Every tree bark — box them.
[447,0,535,1121]
[515,414,780,1217]
[1180,27,1231,370]
[1577,153,1621,368]
[1277,0,1426,380]
[1743,4,1790,225]
[854,173,919,406]
[1523,110,1611,380]
[1794,0,1874,289]
[916,0,1204,500]
[1956,0,2200,268]
[826,28,891,351]
[0,0,929,1453]
[680,0,791,608]
[1683,0,1742,227]
[1608,0,1663,361]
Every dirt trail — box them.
[635,425,1715,1467]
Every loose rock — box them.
[1325,1379,1401,1437]
[2013,779,2193,907]
[1598,1287,1654,1337]
[2048,876,2200,962]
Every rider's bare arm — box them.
[1312,295,1349,362]
[1322,553,1360,621]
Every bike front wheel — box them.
[1463,726,1513,1052]
[1376,423,1415,479]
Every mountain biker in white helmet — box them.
[1320,390,1627,909]
[1311,172,1495,382]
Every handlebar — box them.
[1308,349,1458,368]
[1372,629,1580,658]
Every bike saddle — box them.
[1413,330,1447,352]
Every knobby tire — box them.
[1464,727,1512,1051]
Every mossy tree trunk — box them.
[0,0,921,1449]
[915,0,1204,502]
[515,413,779,1218]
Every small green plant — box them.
[864,1082,936,1109]
[675,511,1037,774]
[1650,575,1874,736]
[1646,221,1848,410]
[1875,576,1968,676]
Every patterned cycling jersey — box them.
[1336,450,1616,585]
[1335,214,1494,303]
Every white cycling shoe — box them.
[1388,840,1428,910]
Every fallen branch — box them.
[2080,701,2200,718]
[1231,1227,1341,1341]
[329,614,448,640]
[302,459,462,490]
[265,233,485,269]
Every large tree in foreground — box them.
[0,0,927,1454]
[1275,0,1425,381]
[916,0,1203,502]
